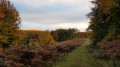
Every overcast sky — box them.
[10,0,92,32]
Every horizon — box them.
[11,0,92,32]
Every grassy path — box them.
[53,40,111,67]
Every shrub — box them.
[0,38,85,67]
[96,40,120,59]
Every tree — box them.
[0,0,21,47]
[38,31,54,45]
[88,0,120,45]
[20,30,55,46]
[0,4,5,18]
[51,28,79,42]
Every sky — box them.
[10,0,92,32]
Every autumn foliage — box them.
[95,40,120,60]
[20,30,55,46]
[87,0,120,64]
[0,39,85,67]
[88,0,120,45]
[0,0,21,48]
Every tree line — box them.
[51,28,79,42]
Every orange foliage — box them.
[0,0,21,47]
[20,30,55,46]
[97,0,118,13]
[0,5,5,19]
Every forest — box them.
[0,0,120,67]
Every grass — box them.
[53,40,112,67]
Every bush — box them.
[96,40,120,59]
[0,38,85,67]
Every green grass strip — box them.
[53,40,111,67]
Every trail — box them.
[53,40,110,67]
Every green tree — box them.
[88,0,120,45]
[51,28,79,42]
[0,0,21,48]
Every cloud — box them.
[10,0,92,32]
[21,20,89,32]
[20,8,88,24]
[50,20,89,31]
